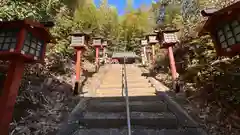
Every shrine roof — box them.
[112,52,139,58]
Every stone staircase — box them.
[95,64,156,97]
[58,64,207,135]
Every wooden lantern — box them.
[70,31,90,49]
[199,2,240,56]
[0,19,53,134]
[146,33,158,44]
[102,40,107,48]
[0,20,52,63]
[141,39,148,46]
[92,36,103,47]
[159,29,179,48]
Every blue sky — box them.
[94,0,155,15]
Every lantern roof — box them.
[162,29,180,33]
[103,38,110,41]
[199,1,240,36]
[140,39,148,46]
[92,35,103,39]
[112,52,139,58]
[145,32,158,37]
[0,19,52,43]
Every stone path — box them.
[95,64,156,97]
[57,64,207,135]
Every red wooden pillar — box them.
[152,44,156,65]
[95,46,99,70]
[0,60,25,135]
[75,49,82,81]
[141,40,148,65]
[92,37,102,72]
[168,46,177,81]
[73,48,85,95]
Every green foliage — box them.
[151,0,240,113]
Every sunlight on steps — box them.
[92,64,156,97]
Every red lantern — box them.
[146,33,158,44]
[92,36,103,71]
[159,29,179,48]
[141,39,148,46]
[0,19,52,62]
[0,19,53,134]
[70,31,90,95]
[70,31,90,49]
[199,2,240,56]
[145,32,160,64]
[92,37,103,47]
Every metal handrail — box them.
[122,57,132,135]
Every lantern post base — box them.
[0,60,25,135]
[95,65,99,72]
[73,80,83,95]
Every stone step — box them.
[100,80,149,83]
[75,128,206,135]
[103,77,122,79]
[102,78,147,81]
[80,112,177,129]
[126,80,148,82]
[87,100,168,112]
[125,75,145,77]
[89,96,162,102]
[96,91,156,95]
[98,86,122,89]
[97,87,155,91]
[100,82,150,86]
[99,84,152,89]
[127,83,151,87]
[96,90,156,95]
[95,93,157,97]
[75,128,207,135]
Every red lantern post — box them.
[70,32,90,95]
[141,39,148,65]
[0,19,53,135]
[101,40,108,64]
[159,29,180,90]
[92,37,103,72]
[199,2,240,57]
[146,33,158,65]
